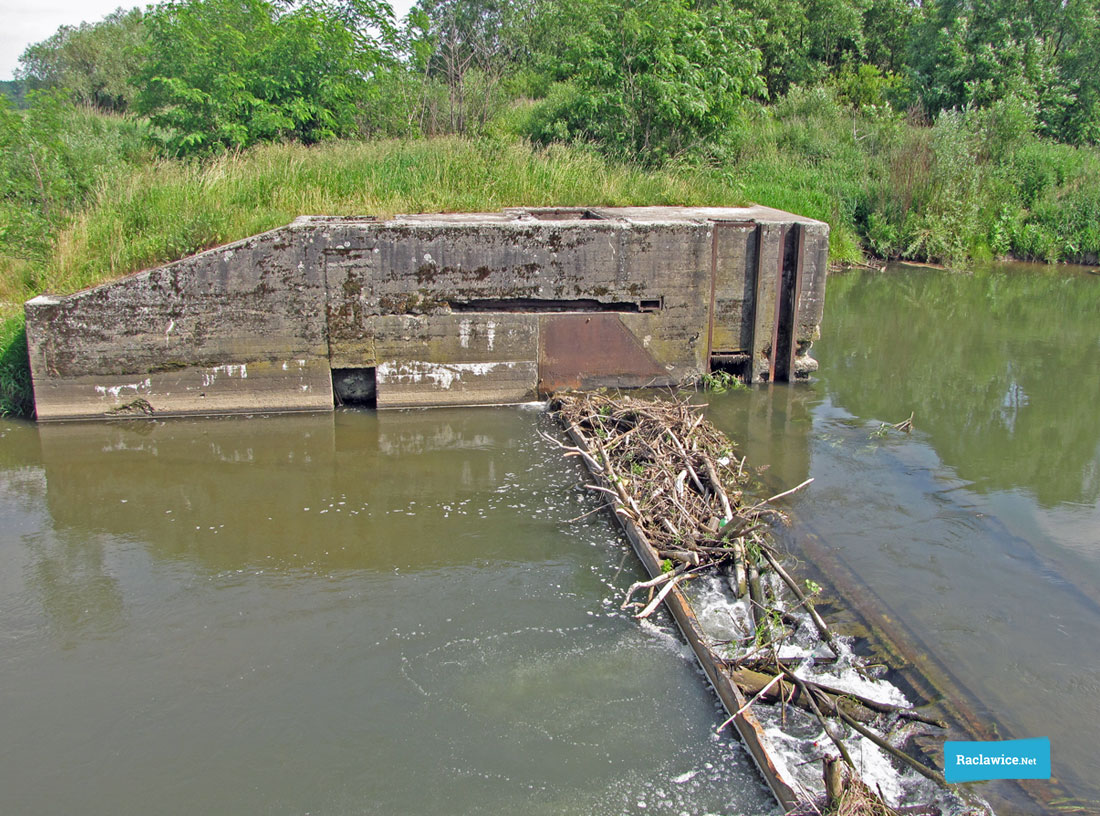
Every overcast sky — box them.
[1,0,417,81]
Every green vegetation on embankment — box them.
[4,0,1100,417]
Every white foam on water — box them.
[680,558,988,813]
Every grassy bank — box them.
[37,137,758,300]
[686,89,1100,269]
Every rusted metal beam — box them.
[787,224,806,379]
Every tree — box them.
[907,0,1100,144]
[16,7,147,113]
[530,0,764,161]
[411,0,534,133]
[136,0,396,154]
[862,0,921,76]
[727,0,871,97]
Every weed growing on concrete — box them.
[701,370,748,393]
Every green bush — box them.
[136,0,395,155]
[0,315,32,418]
[0,92,149,265]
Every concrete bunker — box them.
[24,206,829,421]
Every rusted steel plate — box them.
[538,314,669,394]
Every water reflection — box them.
[25,528,126,648]
[823,264,1100,508]
[33,409,573,574]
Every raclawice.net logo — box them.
[944,738,1051,783]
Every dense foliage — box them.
[0,92,149,273]
[14,0,1100,150]
[15,8,146,112]
[524,0,763,162]
[136,0,396,153]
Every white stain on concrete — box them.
[486,321,496,351]
[458,319,471,348]
[95,378,152,399]
[377,361,518,390]
[201,364,248,387]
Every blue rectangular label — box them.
[944,738,1051,782]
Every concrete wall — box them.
[24,206,828,420]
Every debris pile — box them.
[549,392,956,814]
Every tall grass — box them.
[36,136,752,298]
[683,89,1100,268]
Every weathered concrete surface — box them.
[25,206,828,420]
[376,360,538,408]
[26,360,334,421]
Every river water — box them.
[0,407,775,816]
[1,261,1096,814]
[704,261,1100,811]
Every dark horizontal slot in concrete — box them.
[710,352,751,381]
[449,298,646,313]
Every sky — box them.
[0,0,417,81]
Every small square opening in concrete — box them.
[526,208,605,221]
[332,368,377,407]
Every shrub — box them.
[0,315,33,418]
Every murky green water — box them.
[0,408,774,816]
[705,261,1100,810]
